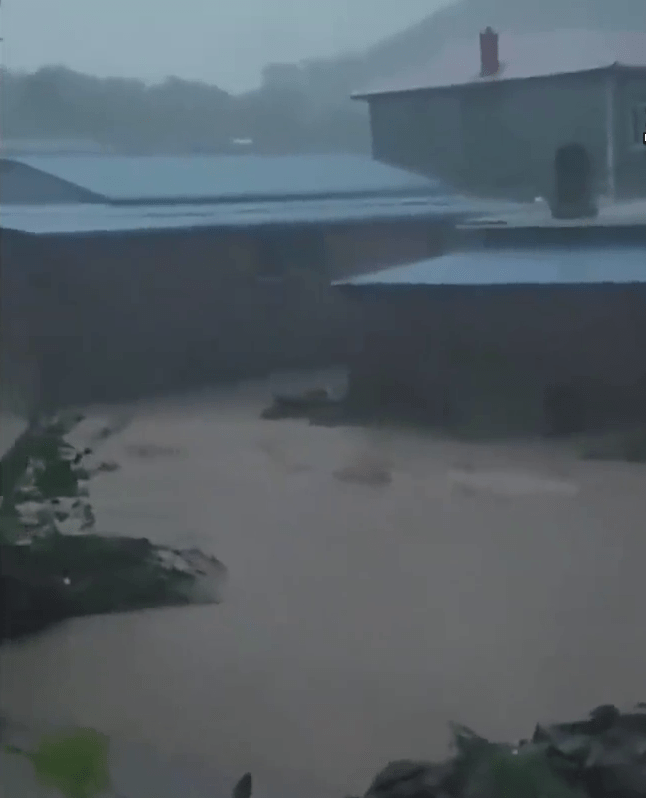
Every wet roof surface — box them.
[354,30,646,96]
[1,195,521,236]
[7,153,440,203]
[335,245,646,287]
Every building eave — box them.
[351,64,639,102]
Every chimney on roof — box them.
[479,27,499,77]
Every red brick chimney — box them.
[479,27,499,77]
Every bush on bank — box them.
[0,412,226,642]
[5,704,646,798]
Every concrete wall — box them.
[368,70,646,201]
[0,231,43,443]
[344,285,646,433]
[613,72,646,197]
[323,219,445,279]
[15,218,442,407]
[33,228,340,406]
[369,93,464,184]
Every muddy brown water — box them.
[2,371,646,797]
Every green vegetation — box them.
[460,747,581,798]
[0,412,225,642]
[10,532,196,616]
[6,728,111,798]
[4,723,578,798]
[444,724,579,798]
[359,705,646,798]
[0,413,85,516]
[4,703,646,797]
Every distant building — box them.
[353,30,646,203]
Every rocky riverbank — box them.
[0,412,227,643]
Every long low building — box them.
[1,153,518,408]
[0,211,447,409]
[335,230,646,435]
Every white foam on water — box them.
[448,468,579,497]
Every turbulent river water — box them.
[2,373,646,798]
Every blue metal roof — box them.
[9,153,441,204]
[335,246,646,287]
[1,195,515,236]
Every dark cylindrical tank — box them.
[551,143,598,219]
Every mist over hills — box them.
[3,0,645,155]
[360,0,646,85]
[307,0,646,103]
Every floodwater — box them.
[2,371,646,798]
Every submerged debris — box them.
[124,443,182,459]
[233,772,253,798]
[261,387,343,422]
[333,459,392,487]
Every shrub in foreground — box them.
[7,704,646,798]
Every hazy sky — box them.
[1,0,449,93]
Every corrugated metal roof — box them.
[0,195,521,236]
[335,245,646,287]
[8,153,441,203]
[354,30,646,97]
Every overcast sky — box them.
[1,0,449,92]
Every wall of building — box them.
[344,284,646,433]
[368,72,614,201]
[323,218,445,279]
[369,93,464,181]
[32,228,337,406]
[613,71,646,197]
[17,218,442,407]
[0,231,42,426]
